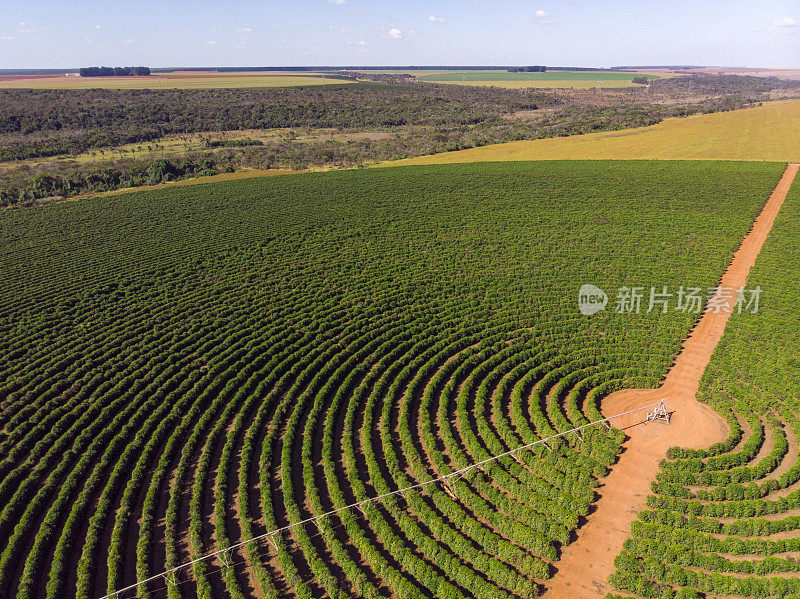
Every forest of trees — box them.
[508,66,547,72]
[0,84,558,161]
[649,73,800,95]
[79,66,151,77]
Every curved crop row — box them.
[0,160,784,598]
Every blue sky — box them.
[1,0,798,69]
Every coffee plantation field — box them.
[0,160,786,599]
[607,171,800,599]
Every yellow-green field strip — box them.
[383,100,800,165]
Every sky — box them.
[1,0,798,69]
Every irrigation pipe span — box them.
[98,399,670,598]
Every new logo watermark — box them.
[578,285,762,315]
[578,284,609,316]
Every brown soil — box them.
[544,163,800,599]
[0,74,66,81]
[764,418,798,482]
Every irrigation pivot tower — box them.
[646,399,670,423]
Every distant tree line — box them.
[151,65,518,72]
[0,69,76,76]
[611,65,701,70]
[79,66,151,77]
[508,66,547,72]
[342,65,514,71]
[340,71,416,84]
[0,85,558,161]
[650,73,800,95]
[548,66,617,71]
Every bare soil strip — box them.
[544,163,800,598]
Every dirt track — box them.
[544,163,800,598]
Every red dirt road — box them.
[544,163,800,598]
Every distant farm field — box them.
[416,70,658,88]
[423,79,646,89]
[0,72,355,89]
[0,160,785,599]
[386,100,800,165]
[417,71,655,81]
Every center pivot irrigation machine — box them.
[646,399,671,423]
[98,399,671,599]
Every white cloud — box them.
[773,16,797,27]
[358,40,367,46]
[122,38,134,44]
[205,40,217,45]
[386,27,415,39]
[0,36,14,41]
[534,9,553,24]
[328,0,347,4]
[237,27,253,33]
[429,14,446,24]
[95,24,102,29]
